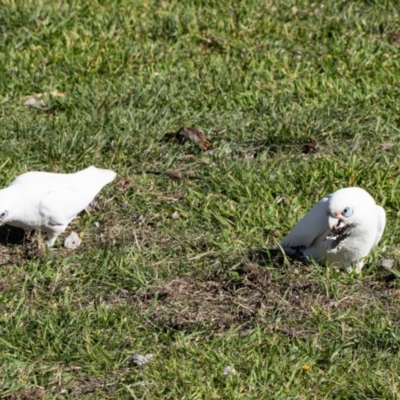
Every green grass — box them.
[1,0,400,398]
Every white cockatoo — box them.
[277,187,386,273]
[0,166,116,246]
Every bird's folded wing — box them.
[39,186,97,226]
[279,195,331,249]
[372,205,386,248]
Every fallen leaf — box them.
[23,91,66,113]
[24,97,47,108]
[129,353,155,367]
[222,365,237,376]
[379,259,395,269]
[379,259,400,279]
[64,231,82,250]
[164,126,211,150]
[303,137,318,154]
[377,142,395,151]
[24,97,54,114]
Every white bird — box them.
[277,187,386,273]
[0,166,116,247]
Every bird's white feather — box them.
[373,205,386,249]
[39,168,116,225]
[279,195,331,249]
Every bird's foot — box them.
[346,261,364,274]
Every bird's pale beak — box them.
[328,212,345,231]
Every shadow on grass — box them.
[248,247,308,266]
[0,225,26,246]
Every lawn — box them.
[1,0,400,398]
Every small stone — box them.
[129,353,155,367]
[64,231,82,250]
[222,366,237,376]
[172,211,179,219]
[94,221,100,228]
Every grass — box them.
[1,0,400,398]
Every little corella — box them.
[277,187,386,273]
[0,166,116,246]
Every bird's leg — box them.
[346,260,364,274]
[355,260,364,274]
[45,224,68,247]
[45,232,59,247]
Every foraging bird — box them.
[277,187,386,273]
[0,166,116,246]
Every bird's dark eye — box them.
[341,207,353,218]
[0,211,8,219]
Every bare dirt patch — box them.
[3,388,45,400]
[129,261,399,336]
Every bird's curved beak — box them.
[328,212,345,231]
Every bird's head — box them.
[0,188,16,225]
[0,210,9,225]
[327,187,376,232]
